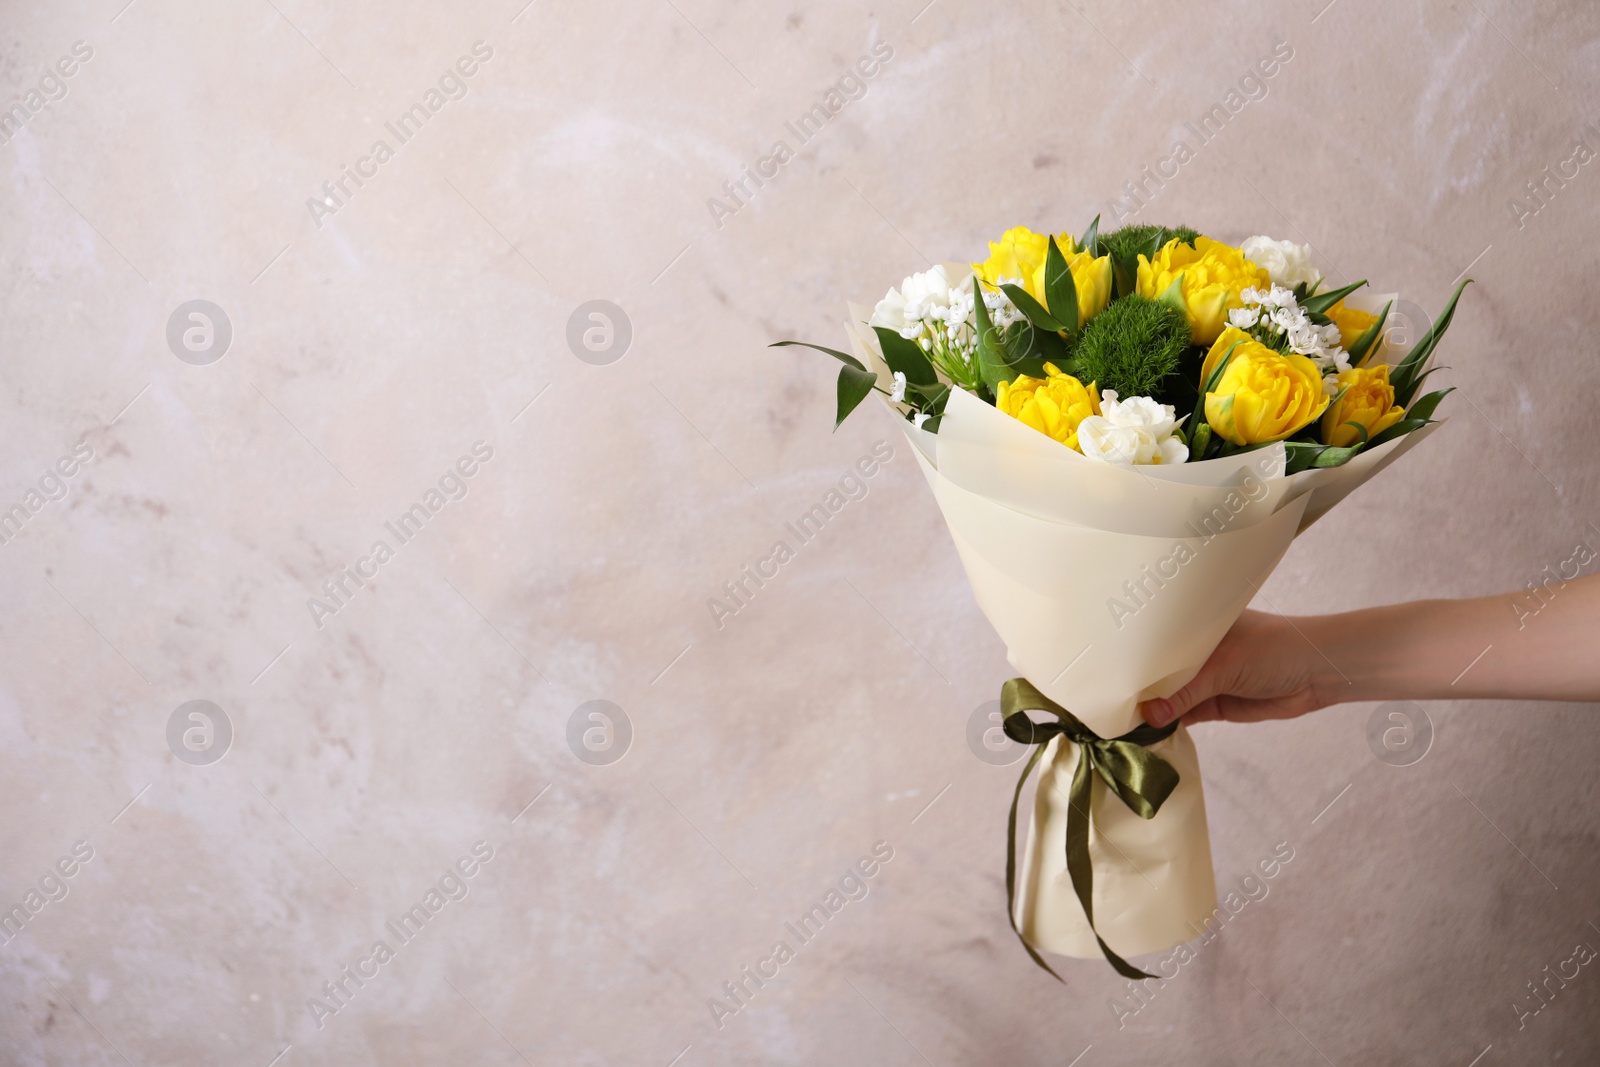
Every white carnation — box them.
[1240,236,1321,290]
[1076,391,1189,466]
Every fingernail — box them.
[1145,700,1173,727]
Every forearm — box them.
[1305,574,1600,706]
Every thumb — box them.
[1141,669,1220,728]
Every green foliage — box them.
[1285,441,1365,473]
[1100,223,1199,264]
[1102,223,1199,297]
[1392,278,1472,408]
[1072,295,1190,398]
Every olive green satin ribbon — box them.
[1002,678,1180,981]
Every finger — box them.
[1179,697,1222,725]
[1141,697,1184,727]
[1197,692,1316,724]
[1145,669,1221,727]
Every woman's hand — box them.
[1141,610,1338,728]
[1140,574,1600,729]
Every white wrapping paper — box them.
[886,365,1442,963]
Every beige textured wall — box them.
[3,0,1598,1063]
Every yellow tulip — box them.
[1324,300,1380,364]
[1201,327,1329,445]
[973,226,1113,328]
[995,362,1101,451]
[1137,236,1270,345]
[1321,364,1404,447]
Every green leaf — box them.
[1406,386,1454,422]
[908,380,951,409]
[1284,441,1365,473]
[1111,254,1139,300]
[1301,279,1367,315]
[1392,279,1472,408]
[1000,284,1067,333]
[1201,338,1247,397]
[905,380,951,432]
[998,320,1055,380]
[769,340,867,372]
[1283,442,1321,474]
[871,326,938,386]
[834,365,878,429]
[1345,300,1392,366]
[1189,338,1248,457]
[1314,443,1365,467]
[973,281,1016,394]
[1079,214,1101,259]
[1340,420,1369,445]
[1043,236,1080,342]
[1016,322,1070,369]
[1143,229,1165,261]
[1155,271,1187,315]
[1367,417,1428,448]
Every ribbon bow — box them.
[1002,677,1181,981]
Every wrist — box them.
[1300,602,1428,708]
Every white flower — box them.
[871,287,908,332]
[889,371,907,403]
[1229,306,1261,329]
[1076,391,1189,465]
[1240,236,1321,290]
[1250,284,1297,310]
[912,412,931,430]
[870,265,957,336]
[901,264,955,308]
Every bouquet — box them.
[774,221,1469,979]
